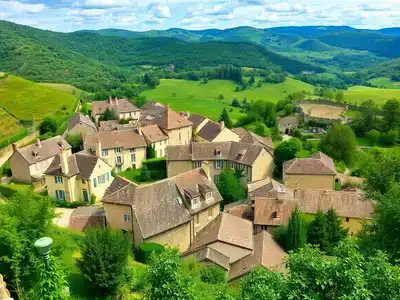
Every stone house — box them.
[10,136,71,188]
[45,150,113,203]
[283,152,337,190]
[278,116,299,134]
[83,130,147,173]
[166,141,274,183]
[102,165,223,252]
[92,97,140,123]
[140,124,169,158]
[189,114,240,143]
[66,112,97,137]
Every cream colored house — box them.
[189,114,240,143]
[140,124,169,158]
[283,152,337,190]
[10,136,71,188]
[102,164,223,252]
[45,150,113,203]
[92,97,140,123]
[166,141,274,183]
[278,116,299,134]
[83,130,147,173]
[67,112,97,137]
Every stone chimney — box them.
[108,96,113,104]
[95,139,102,157]
[11,144,17,153]
[36,138,41,148]
[114,97,119,106]
[60,148,69,175]
[137,126,142,136]
[277,184,286,203]
[220,121,225,130]
[201,161,211,180]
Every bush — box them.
[143,158,167,179]
[335,160,347,173]
[136,242,165,264]
[90,195,96,205]
[55,200,89,208]
[119,119,129,124]
[0,184,19,198]
[139,165,151,182]
[200,265,226,284]
[380,130,398,146]
[366,130,381,146]
[273,225,288,249]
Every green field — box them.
[344,85,400,106]
[0,75,78,121]
[0,108,25,140]
[38,82,88,94]
[368,77,400,89]
[141,78,313,120]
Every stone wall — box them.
[0,275,13,300]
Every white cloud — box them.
[180,16,216,27]
[147,2,171,18]
[256,11,279,22]
[75,0,135,8]
[145,16,164,24]
[0,1,46,14]
[188,3,232,17]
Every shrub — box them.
[0,184,19,198]
[119,118,129,124]
[200,265,226,284]
[335,161,347,173]
[136,242,165,264]
[366,130,381,146]
[273,225,288,249]
[55,200,88,208]
[90,195,96,205]
[380,130,398,146]
[139,165,151,182]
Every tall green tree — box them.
[307,210,329,252]
[286,207,307,251]
[319,124,356,164]
[273,138,302,173]
[219,108,233,129]
[326,208,347,251]
[248,74,255,85]
[146,144,156,159]
[65,134,82,153]
[217,167,246,207]
[99,107,117,121]
[39,117,57,135]
[335,91,345,103]
[78,228,131,297]
[147,248,194,300]
[265,102,277,127]
[139,165,152,182]
[383,99,400,130]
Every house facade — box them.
[278,116,299,134]
[10,136,71,187]
[102,165,223,252]
[45,150,113,203]
[83,130,147,173]
[140,124,169,158]
[166,142,274,183]
[67,112,97,137]
[92,97,140,123]
[283,152,337,190]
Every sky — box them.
[0,0,399,32]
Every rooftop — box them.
[283,151,336,175]
[83,130,147,150]
[92,98,139,116]
[232,128,274,155]
[68,112,97,131]
[140,124,168,143]
[153,107,193,130]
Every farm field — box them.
[0,75,78,121]
[0,108,25,140]
[141,78,313,120]
[344,85,400,106]
[38,82,87,94]
[368,77,400,89]
[299,103,345,119]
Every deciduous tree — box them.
[217,167,246,207]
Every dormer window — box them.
[272,211,281,220]
[57,142,63,147]
[205,192,213,201]
[237,149,247,160]
[191,197,200,208]
[31,150,39,158]
[215,146,221,157]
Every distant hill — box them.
[359,58,400,80]
[378,28,400,36]
[292,39,337,52]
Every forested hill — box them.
[0,21,323,92]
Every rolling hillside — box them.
[292,39,338,52]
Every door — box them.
[83,189,89,202]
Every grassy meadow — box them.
[369,77,400,89]
[0,108,25,140]
[344,85,400,106]
[0,75,78,121]
[142,77,313,120]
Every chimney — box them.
[275,210,281,219]
[12,144,17,153]
[277,184,286,203]
[36,138,42,148]
[220,121,225,130]
[95,139,102,157]
[201,161,212,180]
[137,126,142,136]
[108,96,112,104]
[115,97,119,106]
[60,148,69,175]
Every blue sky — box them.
[0,0,399,32]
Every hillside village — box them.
[5,96,374,283]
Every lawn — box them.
[0,108,26,140]
[344,85,400,106]
[369,77,400,89]
[0,75,78,121]
[343,110,361,118]
[141,77,313,121]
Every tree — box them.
[78,227,131,297]
[231,98,240,107]
[323,88,334,99]
[139,165,151,182]
[65,134,82,153]
[383,99,400,130]
[335,91,345,103]
[147,248,194,300]
[34,257,68,300]
[80,101,89,115]
[218,94,224,100]
[135,96,147,108]
[265,102,277,127]
[319,124,356,164]
[99,108,117,121]
[257,80,263,88]
[248,74,255,85]
[39,117,57,135]
[283,104,295,116]
[271,123,281,141]
[217,167,246,207]
[380,129,398,146]
[146,145,156,159]
[366,129,381,146]
[326,208,347,252]
[273,138,302,172]
[219,108,233,129]
[286,207,307,251]
[307,210,329,252]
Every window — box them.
[115,148,121,154]
[132,164,136,169]
[346,217,350,222]
[54,176,63,184]
[130,148,135,153]
[124,214,130,223]
[106,172,110,182]
[206,192,213,201]
[192,197,200,208]
[215,160,223,169]
[55,190,65,201]
[196,213,200,225]
[208,207,213,218]
[116,156,122,164]
[213,174,220,183]
[117,166,122,173]
[102,149,108,156]
[195,161,202,168]
[98,174,107,185]
[93,178,97,188]
[131,153,136,162]
[81,179,86,184]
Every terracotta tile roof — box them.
[295,189,373,219]
[253,197,299,226]
[92,98,139,116]
[167,142,265,167]
[248,178,294,200]
[83,130,147,150]
[232,128,274,155]
[15,136,71,165]
[68,112,97,131]
[229,231,287,280]
[153,107,193,130]
[190,213,254,251]
[104,176,132,197]
[189,114,207,128]
[283,152,336,175]
[197,120,223,142]
[141,124,168,143]
[102,168,222,239]
[69,207,106,231]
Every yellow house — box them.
[102,165,223,252]
[10,136,71,188]
[92,97,140,123]
[166,141,274,183]
[189,114,240,143]
[283,152,337,191]
[45,150,113,203]
[140,124,169,158]
[83,130,147,173]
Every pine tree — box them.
[139,165,151,182]
[286,207,307,251]
[307,210,329,251]
[249,74,255,85]
[326,208,347,252]
[219,108,233,128]
[146,144,156,159]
